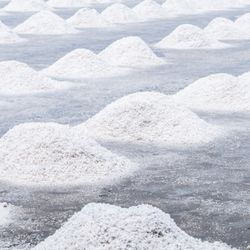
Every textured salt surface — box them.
[76,92,221,145]
[0,123,135,186]
[0,60,70,95]
[33,203,235,250]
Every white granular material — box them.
[162,0,194,15]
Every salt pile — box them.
[235,13,250,31]
[0,20,24,44]
[67,8,111,28]
[2,0,51,12]
[99,36,165,67]
[174,73,250,112]
[76,92,221,145]
[155,24,228,49]
[47,0,95,8]
[0,203,13,226]
[162,0,194,15]
[43,48,126,79]
[0,61,69,95]
[204,17,249,40]
[0,123,135,186]
[133,0,167,20]
[101,4,139,24]
[33,203,234,250]
[14,11,77,35]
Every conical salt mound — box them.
[0,20,24,44]
[155,24,228,49]
[0,123,135,186]
[133,0,167,20]
[99,36,165,67]
[32,203,234,250]
[42,48,126,79]
[174,73,250,112]
[235,13,250,31]
[0,60,69,95]
[67,8,111,28]
[204,17,250,40]
[162,0,194,15]
[14,10,77,35]
[47,0,95,8]
[2,0,51,12]
[101,4,139,24]
[76,92,221,145]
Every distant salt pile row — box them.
[33,203,235,250]
[0,123,135,186]
[174,73,250,112]
[76,92,221,145]
[0,61,70,95]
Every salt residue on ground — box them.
[155,24,229,49]
[14,10,77,35]
[67,8,111,28]
[0,123,135,186]
[0,203,14,226]
[204,17,250,40]
[76,92,221,145]
[133,0,167,20]
[42,48,127,79]
[174,73,250,112]
[99,36,165,67]
[0,61,70,95]
[0,20,25,44]
[2,0,51,12]
[101,4,139,24]
[33,203,235,250]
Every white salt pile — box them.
[0,123,135,186]
[174,73,250,112]
[14,11,77,35]
[101,4,139,24]
[2,0,51,12]
[0,61,69,95]
[204,17,250,40]
[33,203,235,250]
[162,0,194,15]
[133,0,167,20]
[99,36,165,67]
[0,20,24,44]
[0,203,13,226]
[76,92,221,145]
[47,0,95,8]
[67,8,111,28]
[42,48,126,79]
[235,13,250,31]
[155,24,228,49]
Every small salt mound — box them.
[2,0,51,12]
[101,4,139,24]
[0,20,24,44]
[33,203,234,250]
[204,17,249,40]
[0,123,135,186]
[67,8,111,28]
[14,10,77,35]
[76,92,221,145]
[47,0,96,8]
[155,24,228,49]
[0,203,13,226]
[235,13,250,31]
[174,73,250,112]
[0,61,69,95]
[42,48,126,79]
[99,36,165,67]
[162,0,194,15]
[133,0,167,20]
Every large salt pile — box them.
[42,48,126,79]
[162,0,194,15]
[174,73,250,112]
[0,123,135,186]
[204,17,249,40]
[101,4,139,24]
[235,13,250,31]
[76,92,221,145]
[155,24,228,49]
[14,11,77,35]
[2,0,51,12]
[0,61,69,95]
[0,20,24,44]
[47,0,95,8]
[99,36,165,67]
[33,203,234,250]
[133,0,167,20]
[67,8,111,28]
[0,203,14,226]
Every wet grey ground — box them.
[0,3,249,250]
